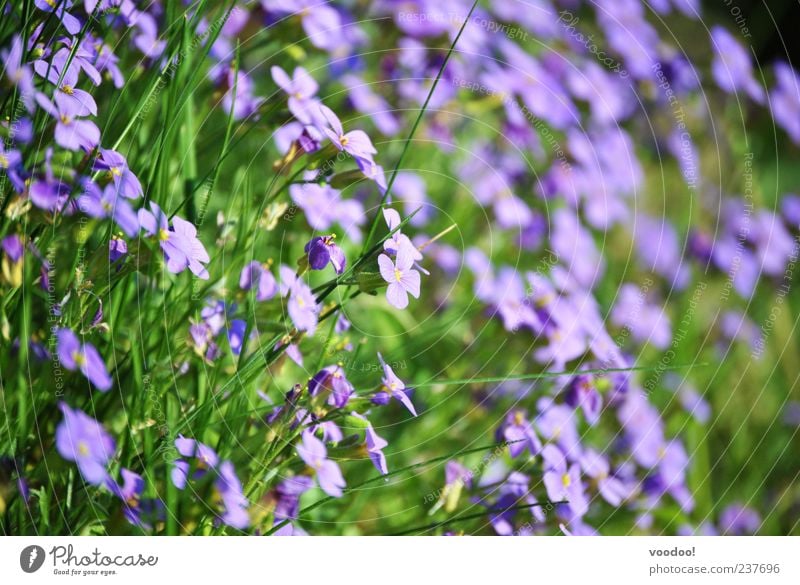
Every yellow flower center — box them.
[339,135,349,147]
[44,0,56,7]
[513,411,525,426]
[72,350,86,367]
[0,154,8,168]
[77,441,90,456]
[110,166,122,176]
[394,268,402,282]
[158,228,170,242]
[561,473,571,488]
[61,84,74,95]
[60,114,71,125]
[297,296,306,308]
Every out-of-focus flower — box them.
[56,328,112,391]
[239,261,278,301]
[296,430,345,497]
[710,26,765,103]
[35,93,100,151]
[78,181,139,237]
[55,403,115,485]
[352,412,388,475]
[271,65,321,125]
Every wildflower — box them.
[352,412,389,475]
[496,410,541,457]
[171,436,219,489]
[239,261,277,301]
[372,353,416,415]
[78,181,139,237]
[35,94,100,151]
[56,328,112,391]
[378,241,420,310]
[304,235,346,274]
[710,26,765,102]
[55,403,115,485]
[308,365,354,408]
[34,48,98,115]
[33,0,81,35]
[541,444,588,517]
[138,202,210,279]
[771,62,800,144]
[271,66,322,125]
[106,469,159,528]
[93,148,143,199]
[1,35,36,110]
[109,236,128,263]
[263,0,343,50]
[318,104,378,165]
[286,274,319,335]
[296,430,346,497]
[719,504,761,535]
[215,461,250,529]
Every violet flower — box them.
[374,353,417,416]
[304,235,346,274]
[56,328,112,391]
[352,412,389,475]
[34,0,81,35]
[378,241,421,310]
[541,444,588,518]
[296,430,346,497]
[271,65,322,125]
[138,202,210,279]
[55,403,115,485]
[78,181,139,237]
[35,93,100,152]
[239,261,278,301]
[318,104,377,165]
[93,148,143,199]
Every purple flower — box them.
[719,504,761,535]
[565,373,603,425]
[342,74,400,136]
[710,26,765,103]
[239,261,278,301]
[78,181,139,237]
[272,475,314,522]
[264,0,343,50]
[35,93,100,151]
[215,460,250,529]
[308,365,354,408]
[93,148,143,199]
[34,48,97,116]
[771,62,800,144]
[375,353,417,416]
[109,236,127,263]
[579,449,632,506]
[352,412,389,475]
[55,403,115,485]
[138,202,210,279]
[34,0,81,35]
[304,235,346,274]
[289,182,365,242]
[271,65,322,125]
[497,410,541,457]
[296,430,346,497]
[171,435,219,488]
[378,242,421,310]
[318,104,377,165]
[106,469,154,528]
[1,36,36,111]
[286,274,319,335]
[56,328,112,391]
[541,444,588,517]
